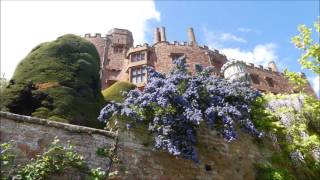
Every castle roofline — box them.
[107,28,132,35]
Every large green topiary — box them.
[102,81,136,103]
[1,34,105,128]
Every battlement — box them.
[126,43,150,58]
[244,62,281,76]
[84,33,107,38]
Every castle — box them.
[84,27,315,95]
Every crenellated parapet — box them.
[84,33,108,39]
[244,62,282,76]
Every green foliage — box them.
[283,69,307,92]
[302,95,320,133]
[15,138,86,180]
[292,17,320,75]
[1,138,108,180]
[96,146,108,157]
[102,81,136,102]
[256,163,295,180]
[88,168,106,180]
[0,73,8,93]
[1,34,105,128]
[0,142,15,179]
[252,93,320,179]
[251,95,282,133]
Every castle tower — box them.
[104,28,134,88]
[84,33,110,88]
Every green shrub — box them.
[1,34,105,128]
[256,163,295,180]
[102,81,136,102]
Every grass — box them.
[102,81,136,103]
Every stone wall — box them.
[111,122,265,180]
[0,111,117,173]
[84,27,315,96]
[245,63,315,96]
[1,111,279,179]
[151,42,227,75]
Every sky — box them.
[1,0,319,97]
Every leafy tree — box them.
[284,17,320,94]
[283,69,307,92]
[292,17,320,75]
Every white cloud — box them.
[309,76,320,98]
[202,27,277,66]
[237,28,252,32]
[202,26,246,49]
[221,33,247,43]
[219,43,278,66]
[1,0,160,79]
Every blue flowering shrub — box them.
[98,57,262,162]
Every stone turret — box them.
[221,60,251,83]
[268,61,278,72]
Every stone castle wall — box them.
[151,42,227,75]
[0,112,266,180]
[0,111,117,174]
[245,63,315,95]
[84,27,315,96]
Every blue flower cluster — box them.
[98,57,262,162]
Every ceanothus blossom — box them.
[98,56,262,162]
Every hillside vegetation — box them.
[1,34,105,128]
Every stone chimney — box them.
[268,61,278,72]
[160,27,166,42]
[154,27,160,44]
[187,27,197,45]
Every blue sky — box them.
[145,0,319,96]
[1,0,319,96]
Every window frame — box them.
[131,66,147,84]
[131,51,146,62]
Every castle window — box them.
[265,77,274,87]
[131,67,147,84]
[250,74,260,84]
[171,53,185,62]
[194,63,203,72]
[131,52,145,62]
[113,46,123,54]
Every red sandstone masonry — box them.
[85,27,315,96]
